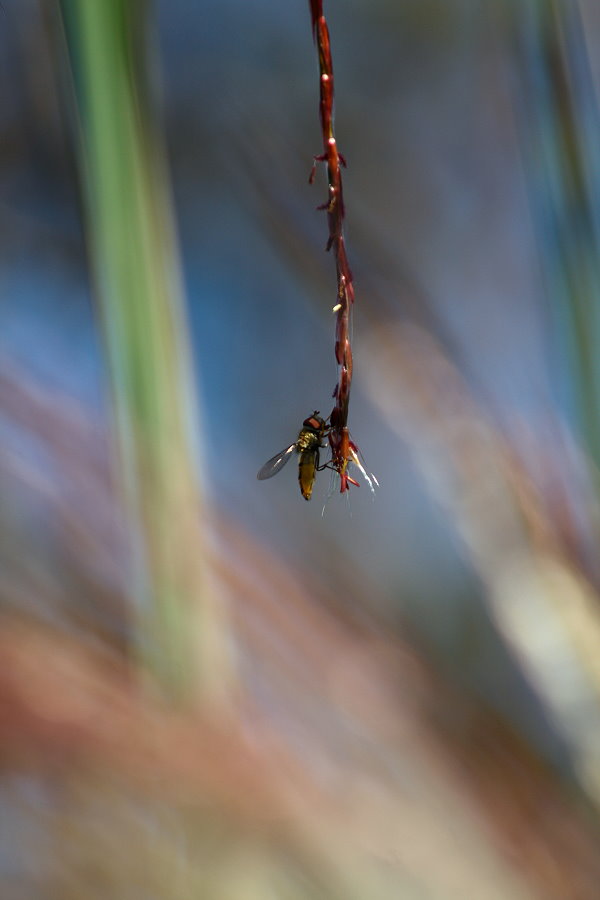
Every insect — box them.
[257,412,329,500]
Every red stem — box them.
[309,0,355,491]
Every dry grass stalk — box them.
[309,0,361,492]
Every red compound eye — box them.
[302,412,324,432]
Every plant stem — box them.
[309,0,355,491]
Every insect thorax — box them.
[296,429,320,452]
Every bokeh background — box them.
[3,0,600,897]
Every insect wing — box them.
[257,444,296,480]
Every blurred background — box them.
[2,0,600,897]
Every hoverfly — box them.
[257,412,329,500]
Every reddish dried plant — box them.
[309,0,361,493]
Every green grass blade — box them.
[59,0,229,703]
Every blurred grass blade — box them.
[59,0,229,703]
[513,0,600,468]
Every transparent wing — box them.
[257,444,296,480]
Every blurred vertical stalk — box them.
[59,0,229,704]
[512,0,600,468]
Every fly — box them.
[257,412,329,501]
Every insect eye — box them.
[303,415,323,431]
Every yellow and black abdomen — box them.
[296,428,321,501]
